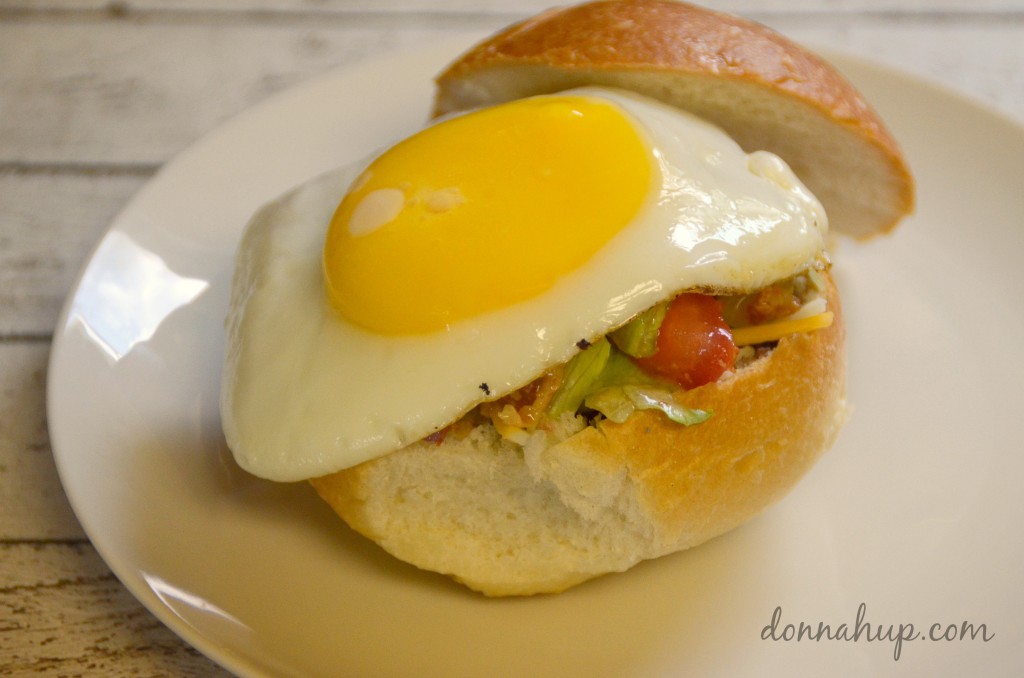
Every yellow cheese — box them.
[731,311,834,347]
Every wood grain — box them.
[0,19,497,166]
[2,1,1023,13]
[0,344,84,540]
[0,543,231,676]
[2,14,1022,167]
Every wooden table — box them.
[2,1,1023,674]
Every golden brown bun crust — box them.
[434,0,914,238]
[588,271,846,542]
[311,273,847,596]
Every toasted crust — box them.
[434,0,914,238]
[311,273,847,596]
[591,276,846,542]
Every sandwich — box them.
[220,0,914,596]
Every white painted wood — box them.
[4,0,1024,13]
[0,172,148,336]
[2,17,1023,167]
[0,20,497,165]
[0,542,230,675]
[0,344,85,540]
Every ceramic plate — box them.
[48,37,1024,677]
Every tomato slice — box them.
[633,293,737,389]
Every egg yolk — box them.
[323,95,653,334]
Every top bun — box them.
[434,0,914,238]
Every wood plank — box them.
[1,17,1022,169]
[4,0,1024,15]
[0,343,85,540]
[0,19,497,166]
[0,542,230,676]
[0,171,147,337]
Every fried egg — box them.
[221,87,827,482]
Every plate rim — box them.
[45,40,1024,677]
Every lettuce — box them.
[546,338,612,417]
[585,385,711,426]
[609,302,667,358]
[546,337,711,426]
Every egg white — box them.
[221,87,828,482]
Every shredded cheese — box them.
[731,311,834,347]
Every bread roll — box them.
[312,274,846,596]
[310,0,912,596]
[434,0,914,238]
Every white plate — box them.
[48,38,1024,677]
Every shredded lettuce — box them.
[609,302,667,358]
[546,337,712,427]
[546,338,612,417]
[586,385,712,426]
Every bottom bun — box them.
[311,273,847,596]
